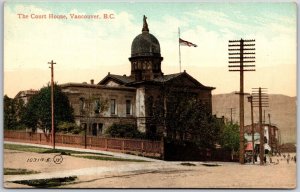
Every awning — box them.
[245,142,253,151]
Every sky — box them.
[3,1,297,97]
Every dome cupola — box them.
[129,15,163,81]
[131,16,161,57]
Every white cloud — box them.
[4,4,297,97]
[4,5,139,72]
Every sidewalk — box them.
[4,141,162,162]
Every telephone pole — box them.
[228,39,255,164]
[48,60,56,149]
[252,87,269,165]
[247,96,255,164]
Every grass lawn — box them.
[72,155,148,162]
[4,143,148,162]
[4,168,40,175]
[4,143,110,156]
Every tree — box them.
[219,122,240,160]
[4,95,18,130]
[4,95,26,130]
[148,87,222,148]
[21,84,74,134]
[57,122,83,134]
[166,94,221,148]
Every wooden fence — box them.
[4,130,163,158]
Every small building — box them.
[14,89,38,105]
[244,123,279,153]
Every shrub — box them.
[105,124,145,139]
[57,122,83,134]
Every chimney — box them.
[90,79,94,85]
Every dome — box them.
[131,32,161,57]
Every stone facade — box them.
[60,82,137,136]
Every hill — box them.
[212,93,296,144]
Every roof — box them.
[153,73,182,82]
[60,82,136,92]
[152,71,214,90]
[14,89,38,99]
[98,73,135,85]
[98,71,215,90]
[244,123,279,134]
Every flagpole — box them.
[178,27,182,73]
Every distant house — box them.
[244,123,279,153]
[14,89,38,105]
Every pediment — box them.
[165,73,213,89]
[105,80,121,87]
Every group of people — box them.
[274,153,296,164]
[246,152,296,165]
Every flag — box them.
[179,38,197,47]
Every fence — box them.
[4,130,163,158]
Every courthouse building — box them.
[18,16,215,137]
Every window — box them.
[110,99,116,115]
[126,100,131,115]
[79,97,85,115]
[94,99,100,114]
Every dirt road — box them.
[3,148,297,189]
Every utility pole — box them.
[247,96,255,164]
[252,87,268,165]
[229,108,235,124]
[263,110,266,124]
[228,39,255,164]
[48,60,56,149]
